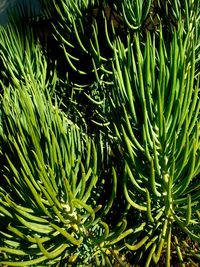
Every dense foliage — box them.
[0,0,199,266]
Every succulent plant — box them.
[0,0,199,266]
[106,24,200,265]
[0,81,124,266]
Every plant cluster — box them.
[0,0,199,266]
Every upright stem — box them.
[165,171,173,267]
[166,216,172,267]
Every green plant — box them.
[105,25,199,265]
[121,0,152,30]
[0,0,199,266]
[0,21,57,93]
[0,82,125,266]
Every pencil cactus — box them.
[0,83,121,266]
[0,0,199,266]
[106,25,200,265]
